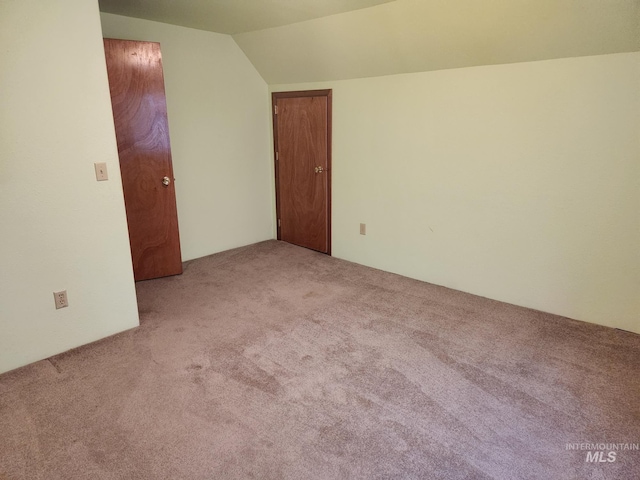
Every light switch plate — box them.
[94,162,108,181]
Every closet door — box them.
[272,90,332,254]
[104,39,182,281]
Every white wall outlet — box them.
[53,290,68,309]
[94,162,108,181]
[360,223,366,235]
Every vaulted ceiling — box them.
[98,0,640,84]
[97,0,397,35]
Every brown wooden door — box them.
[272,90,332,254]
[104,39,182,281]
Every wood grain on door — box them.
[104,39,182,281]
[273,90,332,254]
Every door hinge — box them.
[278,219,281,228]
[275,151,279,161]
[274,105,278,115]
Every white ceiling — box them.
[98,0,640,85]
[234,0,640,84]
[97,0,397,35]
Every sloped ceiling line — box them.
[99,0,640,84]
[98,0,397,34]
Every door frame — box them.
[271,89,332,254]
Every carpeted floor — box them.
[1,240,638,479]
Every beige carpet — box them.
[1,240,639,479]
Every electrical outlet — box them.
[360,223,366,235]
[53,290,68,309]
[94,162,108,181]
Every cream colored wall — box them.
[272,52,640,333]
[100,13,274,261]
[0,0,139,374]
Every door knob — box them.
[162,176,171,186]
[314,166,324,174]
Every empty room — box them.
[1,0,639,478]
